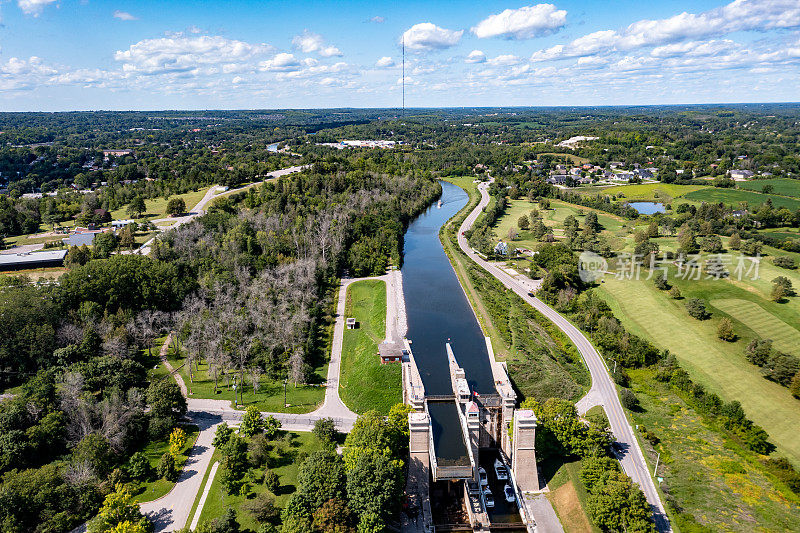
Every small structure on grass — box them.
[378,342,403,364]
[346,317,357,329]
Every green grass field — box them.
[629,367,800,531]
[598,273,800,467]
[737,178,800,198]
[196,431,324,532]
[338,280,401,414]
[109,187,209,221]
[134,424,200,503]
[683,188,800,210]
[544,458,597,533]
[595,183,708,202]
[711,298,800,356]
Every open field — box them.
[197,431,324,531]
[0,266,66,280]
[338,279,400,414]
[534,152,590,165]
[135,424,200,503]
[711,298,800,356]
[576,183,707,202]
[109,187,209,221]
[598,273,800,467]
[629,367,800,531]
[683,188,800,210]
[737,178,800,197]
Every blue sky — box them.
[1,0,799,110]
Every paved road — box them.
[457,180,671,533]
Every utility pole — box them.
[654,452,660,477]
[284,378,288,407]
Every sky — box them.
[1,0,799,110]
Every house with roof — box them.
[494,241,509,256]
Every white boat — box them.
[494,458,508,480]
[437,199,442,208]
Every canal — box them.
[402,180,498,463]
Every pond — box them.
[628,201,665,215]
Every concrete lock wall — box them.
[512,409,540,492]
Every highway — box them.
[456,179,671,533]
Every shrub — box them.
[685,298,709,320]
[717,318,736,341]
[248,433,270,467]
[157,452,178,481]
[517,215,530,230]
[728,232,741,250]
[263,470,280,493]
[169,427,187,458]
[242,491,278,523]
[745,339,772,366]
[126,452,152,482]
[653,276,669,291]
[240,406,263,437]
[313,418,337,444]
[619,389,640,411]
[773,256,796,269]
[668,286,681,299]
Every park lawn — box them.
[109,187,209,221]
[737,178,800,197]
[134,424,200,503]
[597,273,800,467]
[177,358,326,414]
[579,183,707,202]
[544,458,597,533]
[628,367,800,531]
[339,279,401,414]
[711,299,800,357]
[197,431,324,532]
[684,188,800,210]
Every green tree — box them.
[685,298,708,320]
[87,484,153,533]
[356,512,385,533]
[65,244,92,268]
[517,215,529,230]
[281,493,314,533]
[586,471,654,532]
[127,196,146,219]
[240,405,263,437]
[728,232,741,250]
[668,286,681,299]
[313,418,338,444]
[771,283,786,302]
[312,498,356,533]
[746,339,773,366]
[219,434,249,495]
[94,231,119,257]
[213,423,235,448]
[157,452,178,481]
[346,450,404,520]
[166,198,186,216]
[772,276,795,296]
[531,219,548,239]
[74,433,115,478]
[126,452,152,482]
[119,225,136,250]
[242,491,279,523]
[790,372,800,398]
[297,450,347,507]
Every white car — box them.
[483,487,495,508]
[494,459,509,481]
[504,484,516,503]
[478,467,489,486]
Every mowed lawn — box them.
[339,279,400,414]
[135,424,200,503]
[598,276,800,467]
[109,187,210,221]
[684,187,800,210]
[594,183,708,202]
[712,298,800,357]
[737,178,800,197]
[196,431,324,531]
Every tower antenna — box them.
[402,33,405,117]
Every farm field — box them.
[737,178,800,197]
[338,279,400,414]
[575,183,707,202]
[598,272,800,467]
[683,187,800,210]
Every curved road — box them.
[457,180,671,533]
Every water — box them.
[628,201,665,214]
[402,180,498,462]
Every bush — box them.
[668,286,681,299]
[312,418,337,444]
[242,491,278,523]
[653,276,669,291]
[157,452,179,482]
[685,298,709,320]
[619,389,640,411]
[773,256,796,269]
[263,470,280,493]
[126,451,152,482]
[240,406,263,437]
[248,433,270,467]
[717,318,736,341]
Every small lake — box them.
[628,201,665,215]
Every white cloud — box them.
[650,39,737,58]
[232,76,243,84]
[466,50,486,63]
[488,54,521,66]
[292,30,342,57]
[260,52,301,72]
[18,0,57,16]
[375,56,395,68]
[370,16,385,24]
[113,10,137,21]
[114,34,270,75]
[472,4,567,39]
[401,23,463,51]
[529,0,800,62]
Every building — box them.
[0,249,67,271]
[635,168,654,179]
[346,317,357,329]
[112,219,134,229]
[494,241,508,256]
[378,342,403,364]
[63,232,97,246]
[729,169,754,180]
[547,174,568,185]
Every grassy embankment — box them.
[109,187,210,222]
[338,279,401,414]
[194,431,325,532]
[440,177,589,401]
[134,424,200,503]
